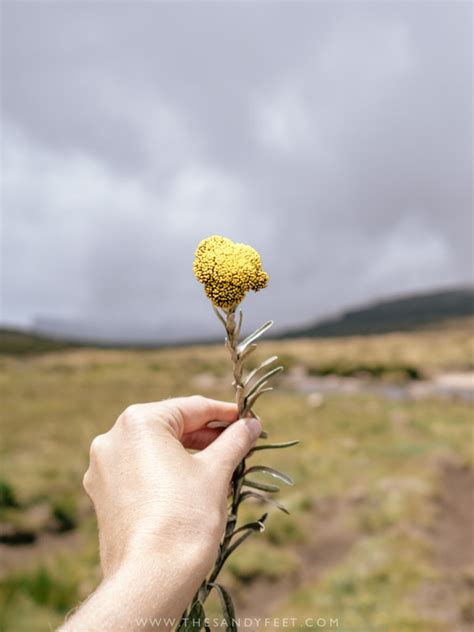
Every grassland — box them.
[0,319,473,631]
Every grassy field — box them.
[0,319,473,631]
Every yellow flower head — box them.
[193,235,269,309]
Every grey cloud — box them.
[1,1,472,339]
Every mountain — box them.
[279,287,474,339]
[1,286,473,354]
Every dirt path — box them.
[236,497,358,618]
[414,458,474,631]
[282,370,474,402]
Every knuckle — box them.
[160,401,184,436]
[189,394,207,409]
[82,469,93,495]
[119,404,142,427]
[89,433,108,461]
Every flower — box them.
[193,235,269,309]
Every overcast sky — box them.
[1,1,472,340]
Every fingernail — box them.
[244,417,262,442]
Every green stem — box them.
[178,307,248,616]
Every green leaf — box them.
[244,465,294,486]
[232,512,268,537]
[238,320,273,353]
[249,440,300,454]
[244,356,278,386]
[224,514,237,539]
[238,490,290,514]
[213,306,227,327]
[178,600,206,631]
[243,478,280,493]
[211,583,238,631]
[245,366,283,400]
[222,529,257,564]
[242,387,273,416]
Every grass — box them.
[0,319,473,631]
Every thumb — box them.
[199,417,262,479]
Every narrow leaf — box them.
[179,600,206,631]
[232,513,268,536]
[243,478,280,493]
[242,387,273,416]
[235,309,243,339]
[244,356,278,386]
[213,306,227,327]
[238,490,290,514]
[221,528,257,564]
[245,366,283,400]
[224,514,237,539]
[245,465,294,486]
[239,343,257,362]
[238,320,273,353]
[245,379,269,401]
[249,440,300,454]
[221,514,269,564]
[211,584,237,632]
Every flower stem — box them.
[180,308,248,615]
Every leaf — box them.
[242,387,273,416]
[243,356,278,386]
[232,512,268,536]
[238,320,273,353]
[224,514,237,539]
[221,514,269,564]
[245,366,283,400]
[221,529,257,564]
[245,379,269,401]
[244,465,294,486]
[243,478,280,493]
[249,440,300,454]
[235,309,243,338]
[238,490,290,514]
[178,600,206,631]
[239,343,257,362]
[211,583,237,631]
[213,306,227,327]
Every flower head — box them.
[193,235,269,309]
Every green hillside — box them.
[281,287,474,338]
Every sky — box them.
[1,1,472,341]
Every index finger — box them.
[161,395,239,437]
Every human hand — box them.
[61,396,261,631]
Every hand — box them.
[60,396,261,631]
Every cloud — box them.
[363,215,455,291]
[1,120,259,333]
[255,87,312,155]
[1,1,471,338]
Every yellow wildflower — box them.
[193,235,269,309]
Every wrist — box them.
[60,544,209,632]
[124,514,222,580]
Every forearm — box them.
[60,397,258,631]
[59,549,206,632]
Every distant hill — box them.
[1,286,473,354]
[279,287,474,339]
[0,329,78,356]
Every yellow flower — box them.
[193,235,269,309]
